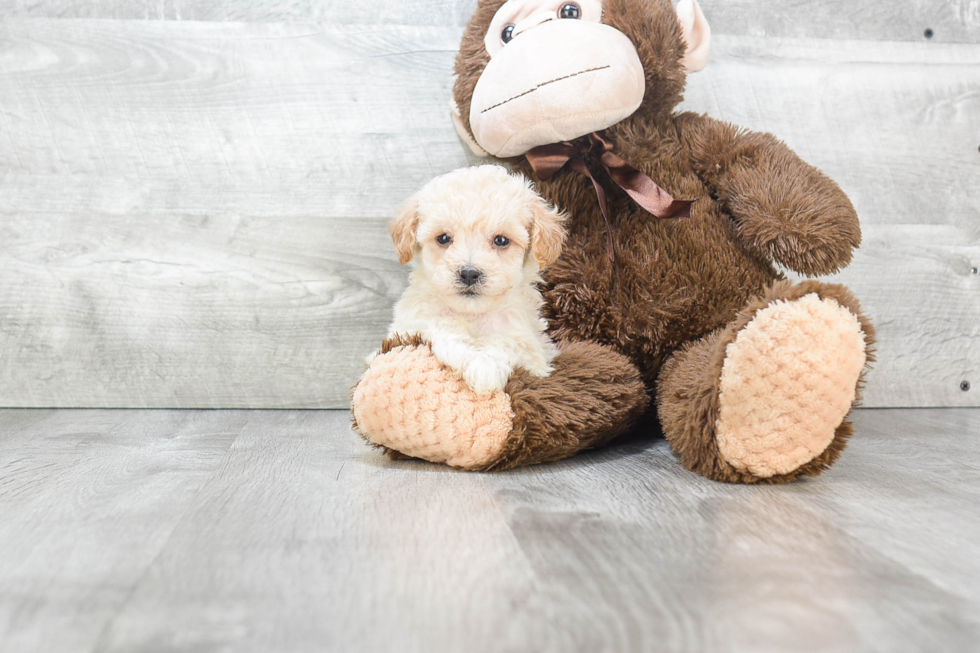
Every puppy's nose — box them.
[459,267,482,286]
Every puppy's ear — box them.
[530,197,566,269]
[389,196,420,265]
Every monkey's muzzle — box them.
[469,20,646,158]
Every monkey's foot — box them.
[658,281,875,484]
[715,292,868,478]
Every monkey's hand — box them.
[678,112,861,277]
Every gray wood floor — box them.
[1,408,978,652]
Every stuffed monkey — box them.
[352,0,874,483]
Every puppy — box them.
[382,165,566,394]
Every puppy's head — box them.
[390,165,565,313]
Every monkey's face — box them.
[455,0,711,158]
[471,0,643,158]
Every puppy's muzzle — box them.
[458,266,483,288]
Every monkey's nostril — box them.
[459,267,482,286]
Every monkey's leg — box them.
[656,280,874,484]
[352,337,649,471]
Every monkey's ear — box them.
[450,97,489,157]
[530,198,566,269]
[676,0,711,73]
[390,196,421,265]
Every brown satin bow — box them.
[526,132,693,263]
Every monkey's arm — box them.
[676,112,861,276]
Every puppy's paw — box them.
[430,339,472,374]
[463,354,512,395]
[525,361,554,378]
[523,345,556,378]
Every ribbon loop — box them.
[526,133,693,263]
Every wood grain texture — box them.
[698,0,980,43]
[0,20,977,407]
[0,0,479,24]
[0,409,245,653]
[1,408,979,652]
[0,21,475,408]
[0,21,470,186]
[1,210,402,407]
[2,0,978,44]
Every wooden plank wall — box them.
[0,1,977,408]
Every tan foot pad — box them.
[716,294,868,478]
[352,345,513,469]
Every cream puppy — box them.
[384,165,566,394]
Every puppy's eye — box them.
[436,234,452,245]
[501,24,516,44]
[492,235,511,248]
[558,3,581,19]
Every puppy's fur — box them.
[384,165,566,394]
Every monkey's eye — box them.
[436,234,452,245]
[558,3,581,19]
[501,24,516,44]
[492,235,511,248]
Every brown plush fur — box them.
[490,339,649,470]
[446,0,872,482]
